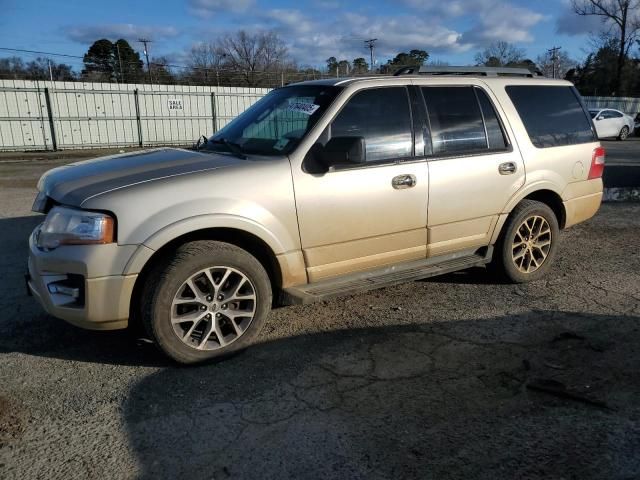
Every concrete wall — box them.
[0,80,270,151]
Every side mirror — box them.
[596,115,603,121]
[321,136,366,166]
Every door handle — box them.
[498,162,517,175]
[392,174,416,189]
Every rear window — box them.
[506,86,595,148]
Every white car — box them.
[589,108,634,140]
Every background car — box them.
[589,108,634,140]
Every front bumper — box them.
[27,227,138,330]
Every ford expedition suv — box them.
[27,67,604,363]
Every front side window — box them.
[421,86,488,154]
[506,86,595,148]
[204,85,342,157]
[330,87,413,162]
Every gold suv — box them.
[27,67,604,363]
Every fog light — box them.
[48,283,80,299]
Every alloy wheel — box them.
[170,266,257,350]
[511,215,552,274]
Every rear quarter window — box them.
[506,86,595,148]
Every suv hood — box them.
[38,148,244,207]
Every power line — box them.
[364,39,378,71]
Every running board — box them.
[283,247,492,305]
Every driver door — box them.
[291,87,429,282]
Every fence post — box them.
[43,87,57,151]
[133,88,143,147]
[211,92,218,133]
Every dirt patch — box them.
[0,395,24,448]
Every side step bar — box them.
[284,247,493,305]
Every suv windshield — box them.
[203,85,342,157]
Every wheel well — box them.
[523,190,566,228]
[129,228,283,326]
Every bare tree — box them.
[188,42,225,85]
[572,0,640,94]
[474,41,526,66]
[536,50,578,79]
[216,30,290,86]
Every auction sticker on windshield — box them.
[287,102,320,115]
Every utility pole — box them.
[138,38,153,84]
[48,59,53,82]
[364,38,377,72]
[548,46,561,79]
[116,42,124,83]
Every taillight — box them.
[588,146,605,179]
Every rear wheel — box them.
[142,240,272,364]
[490,200,560,283]
[618,126,630,140]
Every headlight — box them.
[37,206,115,249]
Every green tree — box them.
[572,0,640,96]
[326,56,338,75]
[82,39,115,81]
[569,39,639,96]
[352,57,369,74]
[113,39,143,83]
[381,49,429,73]
[82,39,143,83]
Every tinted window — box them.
[607,110,623,118]
[330,87,413,162]
[506,86,595,148]
[476,88,508,150]
[422,86,487,154]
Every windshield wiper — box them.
[209,138,248,160]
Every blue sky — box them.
[0,0,605,69]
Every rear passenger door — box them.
[419,85,525,257]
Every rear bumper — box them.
[562,179,603,228]
[27,227,137,330]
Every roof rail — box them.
[393,66,539,78]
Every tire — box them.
[490,200,560,283]
[618,126,630,140]
[141,240,272,364]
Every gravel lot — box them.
[1,160,640,479]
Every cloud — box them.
[402,0,544,46]
[65,24,180,44]
[555,6,604,35]
[188,0,254,17]
[185,1,546,66]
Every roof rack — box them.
[393,66,538,78]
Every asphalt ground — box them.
[0,152,639,479]
[601,138,640,188]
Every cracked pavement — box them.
[0,171,639,478]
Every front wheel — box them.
[142,240,272,364]
[618,126,630,140]
[490,200,560,283]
